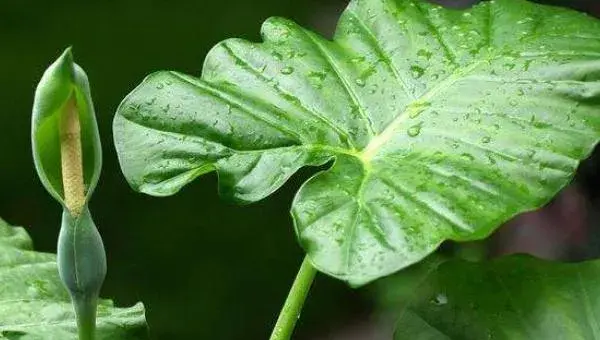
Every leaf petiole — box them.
[269,256,317,340]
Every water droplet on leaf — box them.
[431,293,448,306]
[410,65,425,79]
[407,124,422,137]
[460,153,475,161]
[280,66,294,75]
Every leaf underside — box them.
[0,218,147,339]
[393,256,600,340]
[114,0,600,285]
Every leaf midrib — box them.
[359,59,487,162]
[129,59,489,168]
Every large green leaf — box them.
[393,255,600,340]
[114,0,600,285]
[0,218,147,339]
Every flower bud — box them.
[32,47,106,340]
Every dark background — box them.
[0,1,599,339]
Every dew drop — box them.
[431,293,448,306]
[280,66,294,75]
[417,49,432,60]
[407,124,422,137]
[481,136,491,143]
[355,78,366,87]
[351,56,366,63]
[410,65,425,79]
[308,71,327,88]
[308,71,326,82]
[271,51,284,61]
[460,153,475,161]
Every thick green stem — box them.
[269,256,317,340]
[73,293,98,340]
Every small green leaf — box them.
[114,0,600,285]
[32,47,102,206]
[393,255,600,340]
[0,217,147,339]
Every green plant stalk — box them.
[73,293,98,340]
[269,256,317,340]
[59,94,97,340]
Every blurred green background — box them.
[1,0,599,339]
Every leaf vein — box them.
[221,43,356,149]
[491,268,536,338]
[376,174,473,233]
[345,9,416,100]
[413,1,459,66]
[300,29,377,137]
[168,71,305,143]
[362,203,397,252]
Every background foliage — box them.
[0,0,599,339]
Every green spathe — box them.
[32,47,102,206]
[114,0,600,285]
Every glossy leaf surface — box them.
[114,0,600,285]
[0,218,147,339]
[394,256,600,340]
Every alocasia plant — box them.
[112,0,600,338]
[0,217,146,339]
